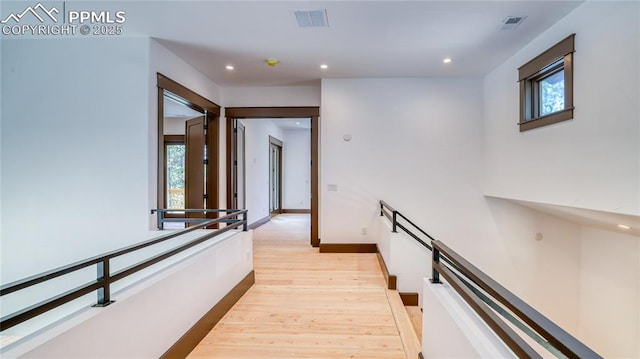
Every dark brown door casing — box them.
[185,117,206,221]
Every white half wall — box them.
[2,230,253,359]
[282,129,310,210]
[241,119,283,225]
[483,1,640,216]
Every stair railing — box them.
[379,200,601,359]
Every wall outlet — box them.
[361,227,367,235]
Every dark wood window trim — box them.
[225,107,320,247]
[157,74,220,215]
[518,34,575,132]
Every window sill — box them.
[519,108,574,132]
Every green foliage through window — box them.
[166,144,185,209]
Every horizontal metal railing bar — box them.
[434,261,542,359]
[381,209,392,222]
[111,221,243,283]
[433,240,602,359]
[380,200,397,213]
[449,266,568,359]
[0,280,102,331]
[151,209,242,213]
[0,209,247,332]
[0,211,246,297]
[395,222,432,251]
[395,212,437,242]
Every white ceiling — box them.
[121,1,584,87]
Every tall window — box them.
[164,137,185,210]
[518,34,575,132]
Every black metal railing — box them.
[150,208,244,230]
[0,209,247,332]
[379,200,601,359]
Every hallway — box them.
[188,214,407,358]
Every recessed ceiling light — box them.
[225,65,234,70]
[296,122,301,125]
[443,58,452,64]
[617,224,631,230]
[320,64,328,69]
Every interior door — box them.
[185,116,206,222]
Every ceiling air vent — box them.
[295,9,328,28]
[499,16,526,30]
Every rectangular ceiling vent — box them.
[499,16,527,30]
[295,9,328,28]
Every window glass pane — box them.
[166,144,185,209]
[539,69,565,116]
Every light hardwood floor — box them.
[188,214,407,358]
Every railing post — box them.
[380,202,383,216]
[94,259,114,307]
[431,244,441,284]
[392,211,398,233]
[242,211,248,231]
[158,210,164,230]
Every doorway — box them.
[157,74,220,225]
[225,107,320,247]
[269,136,283,216]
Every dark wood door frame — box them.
[268,136,283,217]
[225,107,320,247]
[157,74,220,220]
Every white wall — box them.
[320,78,507,271]
[282,129,310,210]
[241,119,283,225]
[2,230,253,359]
[483,1,640,216]
[579,228,639,358]
[1,37,151,282]
[222,85,320,107]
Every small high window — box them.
[518,34,575,131]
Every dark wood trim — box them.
[518,34,575,131]
[376,251,397,290]
[518,34,575,81]
[248,216,271,230]
[269,136,283,217]
[226,118,234,210]
[224,107,320,248]
[225,107,319,118]
[282,209,311,214]
[399,292,419,306]
[160,270,255,359]
[519,108,574,132]
[157,87,165,210]
[310,115,319,247]
[157,74,220,214]
[319,243,377,253]
[164,135,185,143]
[158,74,221,116]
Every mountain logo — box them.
[1,3,60,24]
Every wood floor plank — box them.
[188,214,407,358]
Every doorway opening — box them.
[269,136,283,217]
[157,74,220,227]
[226,107,320,247]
